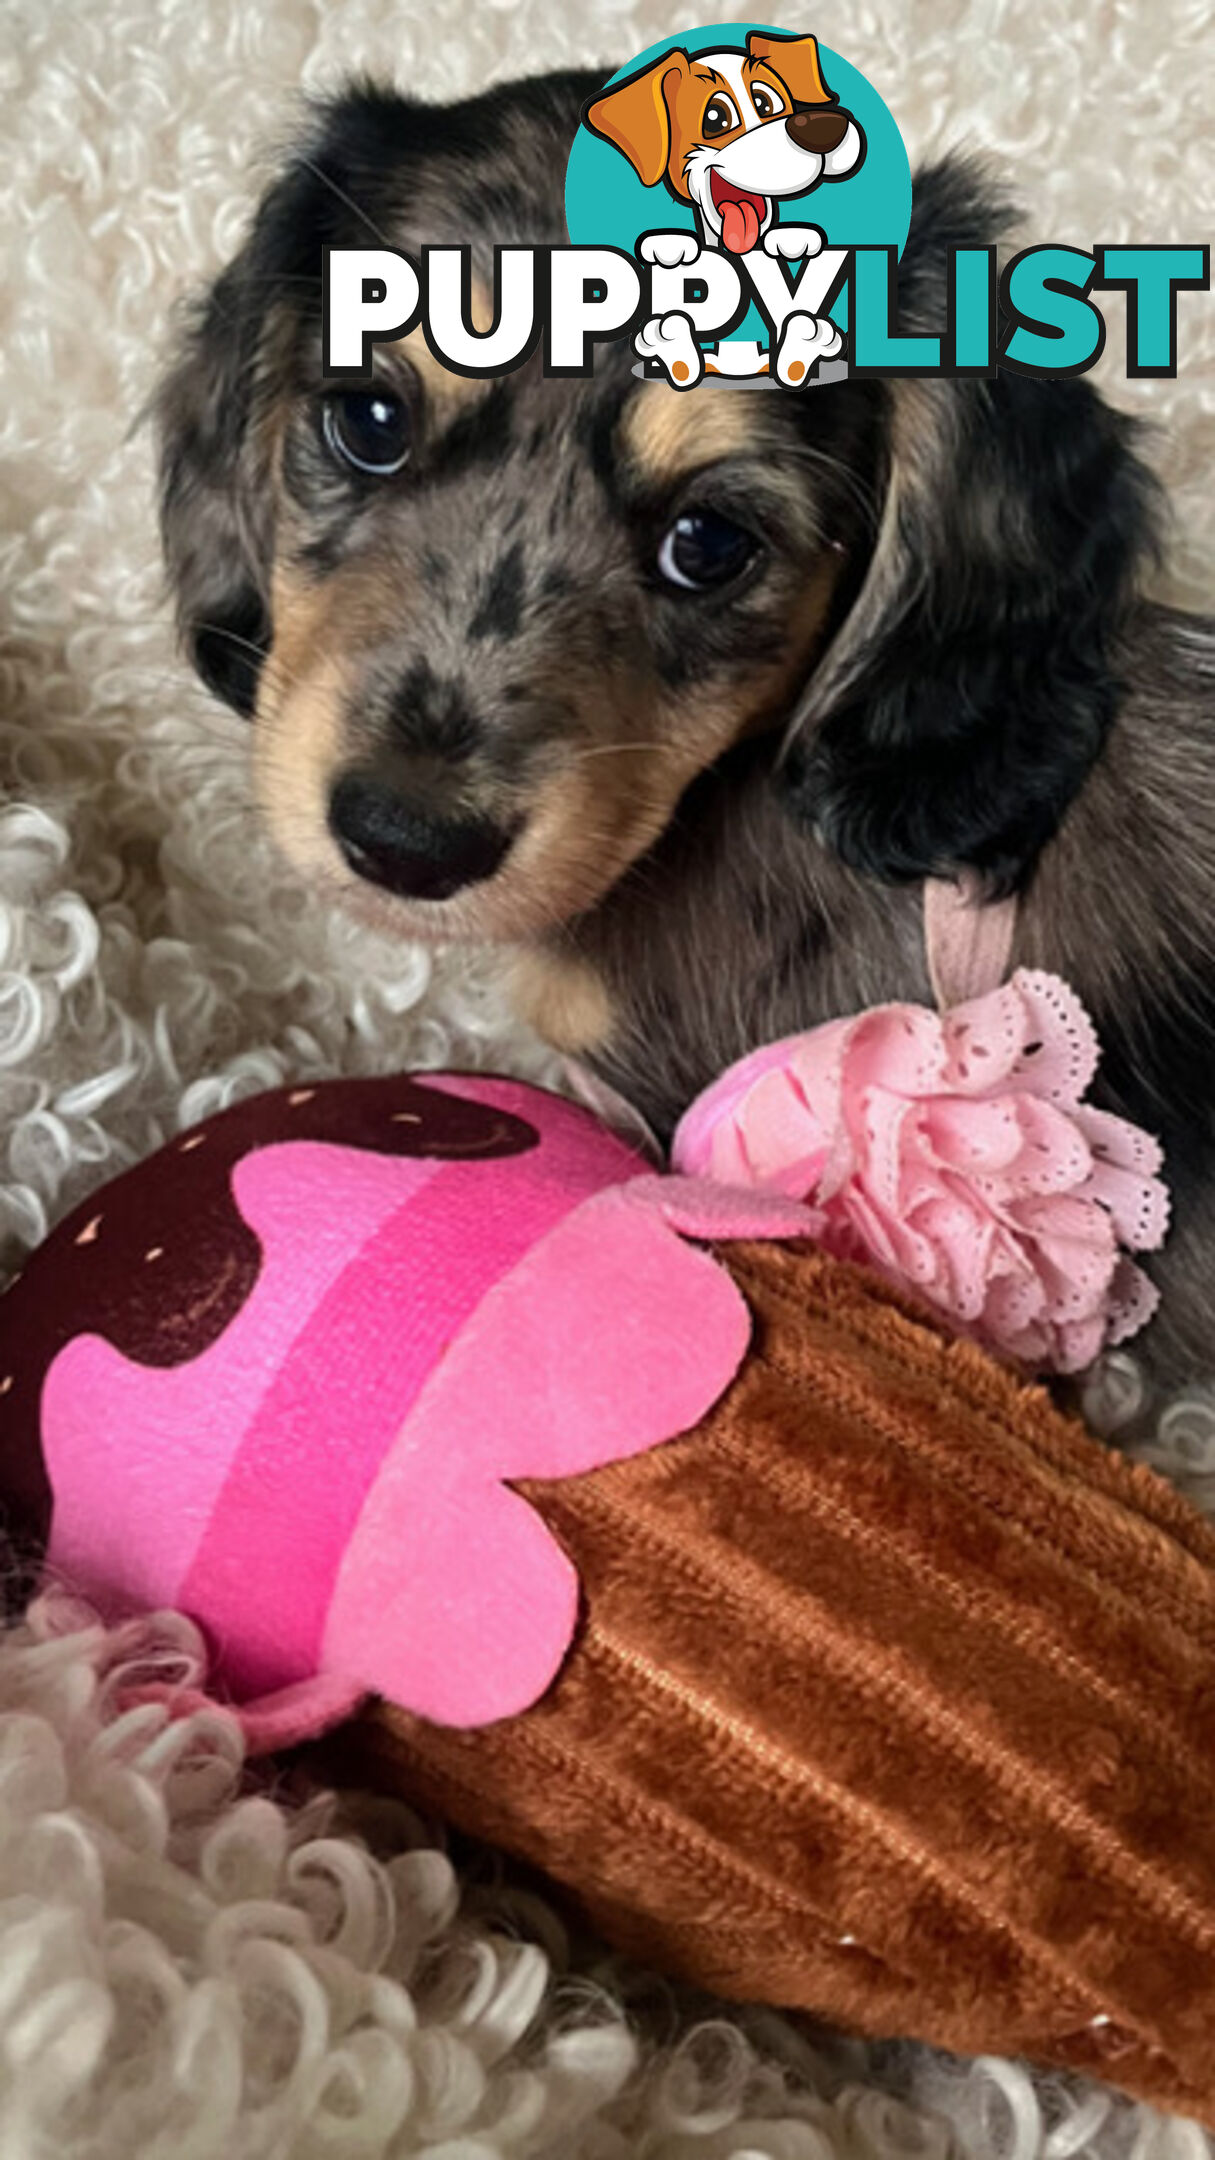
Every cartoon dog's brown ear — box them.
[746,31,836,105]
[585,51,690,187]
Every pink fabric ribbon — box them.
[923,873,1018,1010]
[674,962,1169,1376]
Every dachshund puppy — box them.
[155,69,1215,1388]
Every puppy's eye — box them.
[702,95,740,138]
[750,85,784,120]
[322,390,412,476]
[657,510,761,592]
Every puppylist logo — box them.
[323,22,1210,390]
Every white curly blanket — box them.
[2,0,1213,2153]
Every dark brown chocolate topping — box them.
[0,1073,538,1544]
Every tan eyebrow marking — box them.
[622,382,766,485]
[387,321,487,410]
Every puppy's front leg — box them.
[639,231,701,270]
[762,224,826,263]
[634,310,704,388]
[634,234,705,387]
[760,228,843,382]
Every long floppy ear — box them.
[155,265,274,716]
[782,158,1163,892]
[584,51,688,187]
[746,31,835,106]
[153,151,325,717]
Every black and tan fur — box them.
[155,71,1215,1387]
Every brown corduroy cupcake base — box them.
[346,1242,1215,2122]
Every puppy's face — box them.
[258,345,866,942]
[158,75,880,945]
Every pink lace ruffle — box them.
[673,970,1169,1374]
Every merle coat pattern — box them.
[155,70,1215,1389]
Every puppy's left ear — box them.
[153,148,324,717]
[154,253,277,717]
[783,159,1164,892]
[584,51,688,187]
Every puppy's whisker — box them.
[192,626,309,704]
[294,154,394,248]
[788,443,882,530]
[565,740,686,765]
[193,621,272,664]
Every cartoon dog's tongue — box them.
[721,197,761,255]
[710,174,766,256]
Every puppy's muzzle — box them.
[785,108,851,155]
[329,769,512,902]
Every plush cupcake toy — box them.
[5,924,1214,2123]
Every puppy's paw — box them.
[762,224,825,262]
[638,231,701,269]
[775,312,843,386]
[634,312,704,388]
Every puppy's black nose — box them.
[785,107,850,154]
[328,770,511,901]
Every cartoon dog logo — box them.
[585,32,865,386]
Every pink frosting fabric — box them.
[674,969,1170,1375]
[40,1072,817,1739]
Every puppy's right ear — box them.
[584,51,688,187]
[745,32,835,106]
[154,228,283,717]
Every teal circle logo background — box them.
[564,23,912,343]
